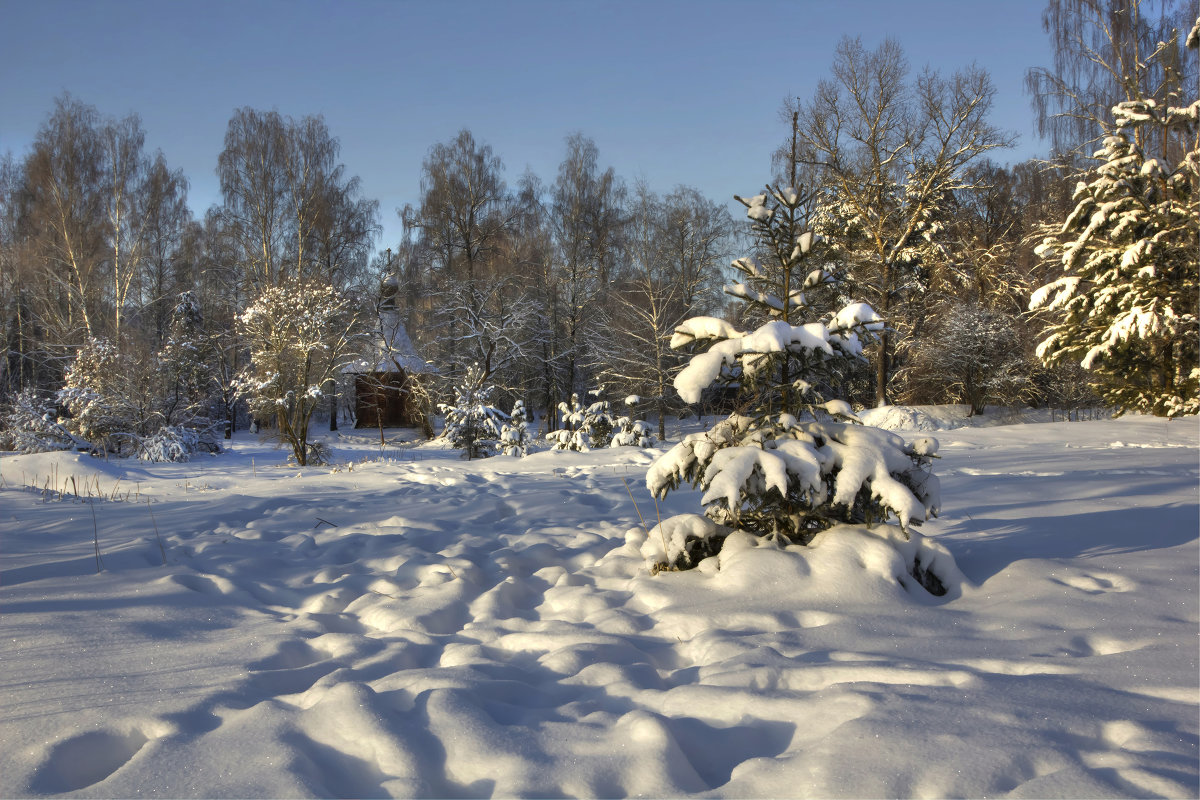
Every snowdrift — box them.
[0,415,1196,798]
[857,403,1109,432]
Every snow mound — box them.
[858,405,945,432]
[856,404,1083,432]
[628,522,962,603]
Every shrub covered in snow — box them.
[136,424,222,463]
[547,391,615,451]
[139,425,199,463]
[645,185,940,572]
[3,387,80,453]
[438,365,508,459]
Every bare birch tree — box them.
[783,37,1015,405]
[1026,0,1196,159]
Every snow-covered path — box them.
[1,416,1196,798]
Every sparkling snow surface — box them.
[1,413,1197,798]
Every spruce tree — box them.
[646,186,940,571]
[56,338,141,454]
[499,399,531,457]
[156,292,217,432]
[1030,96,1199,418]
[438,365,508,459]
[612,397,656,448]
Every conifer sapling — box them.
[644,185,940,572]
[439,365,508,459]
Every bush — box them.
[138,425,222,463]
[139,426,199,463]
[3,388,79,453]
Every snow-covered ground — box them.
[1,413,1197,798]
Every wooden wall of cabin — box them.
[354,372,420,428]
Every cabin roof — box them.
[343,310,433,375]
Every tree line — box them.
[1,0,1196,462]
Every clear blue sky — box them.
[1,0,1053,250]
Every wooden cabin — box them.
[352,370,423,428]
[344,281,432,429]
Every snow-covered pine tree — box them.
[645,186,940,571]
[155,292,218,436]
[438,365,508,459]
[547,389,615,451]
[56,337,142,454]
[499,399,531,457]
[1030,95,1199,418]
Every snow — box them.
[669,316,744,349]
[745,193,773,221]
[795,230,815,254]
[829,301,884,332]
[1,414,1197,798]
[821,399,856,419]
[672,320,839,404]
[722,282,786,312]
[699,446,794,511]
[638,513,728,567]
[819,423,933,528]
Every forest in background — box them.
[0,0,1195,464]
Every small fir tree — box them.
[612,396,655,447]
[1030,94,1199,418]
[645,186,940,571]
[547,390,616,451]
[56,338,141,454]
[438,365,508,459]
[155,291,217,430]
[499,399,531,457]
